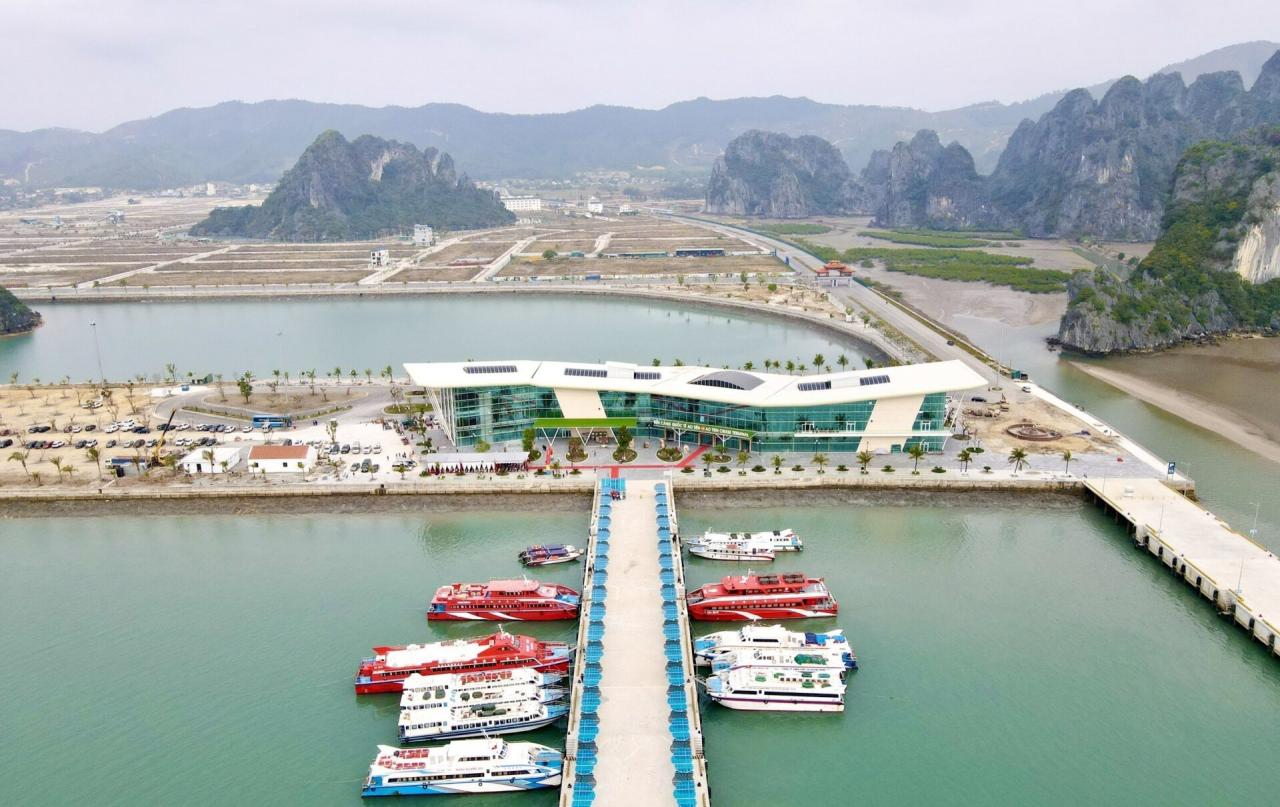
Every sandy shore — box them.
[1069,360,1280,465]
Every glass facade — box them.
[443,385,950,453]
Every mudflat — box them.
[1070,336,1280,465]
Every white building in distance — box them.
[369,248,391,268]
[586,197,604,214]
[413,224,435,246]
[501,195,543,213]
[178,445,248,475]
[248,444,317,474]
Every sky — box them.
[3,0,1280,132]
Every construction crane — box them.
[150,408,178,468]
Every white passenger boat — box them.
[361,740,563,797]
[690,528,803,552]
[400,668,565,708]
[704,666,845,712]
[688,540,775,562]
[693,625,854,668]
[402,680,565,712]
[709,646,853,676]
[399,699,568,742]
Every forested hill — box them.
[1057,126,1280,353]
[0,286,40,335]
[189,131,513,241]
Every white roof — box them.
[403,359,984,407]
[177,445,246,465]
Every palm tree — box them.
[215,373,226,401]
[742,361,754,371]
[364,368,373,385]
[87,446,101,480]
[202,448,215,472]
[812,453,829,474]
[771,454,784,474]
[1061,449,1073,475]
[1008,447,1029,474]
[813,354,825,370]
[49,456,64,482]
[702,453,715,474]
[785,360,795,374]
[332,366,343,385]
[382,365,394,382]
[864,357,875,369]
[856,450,874,474]
[907,443,925,474]
[957,447,973,474]
[736,449,750,474]
[8,450,29,477]
[271,369,281,393]
[837,354,849,371]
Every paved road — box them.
[672,215,1001,381]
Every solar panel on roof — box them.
[859,374,891,386]
[462,364,517,374]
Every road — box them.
[672,215,1001,383]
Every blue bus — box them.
[251,414,293,430]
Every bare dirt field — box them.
[395,265,488,282]
[498,254,786,278]
[131,270,372,286]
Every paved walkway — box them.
[1087,478,1280,656]
[591,479,676,803]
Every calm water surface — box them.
[3,503,1279,806]
[0,295,867,382]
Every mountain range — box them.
[708,49,1280,240]
[1,41,1276,190]
[189,132,513,241]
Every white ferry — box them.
[693,625,854,668]
[690,528,803,552]
[709,646,853,676]
[400,669,565,711]
[689,540,776,562]
[399,699,568,742]
[361,740,563,797]
[704,666,846,712]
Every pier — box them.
[1085,478,1280,656]
[561,477,710,807]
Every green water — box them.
[952,314,1280,553]
[0,295,867,382]
[3,502,1279,806]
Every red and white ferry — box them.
[427,579,580,622]
[354,631,573,694]
[687,572,838,621]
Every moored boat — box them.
[361,740,563,797]
[518,544,585,566]
[689,528,803,552]
[687,572,837,621]
[401,669,566,712]
[688,540,775,562]
[694,625,854,668]
[399,699,568,742]
[427,579,580,622]
[354,630,572,694]
[704,666,845,712]
[709,647,853,676]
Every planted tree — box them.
[812,453,829,474]
[771,454,784,474]
[907,443,925,474]
[856,450,874,474]
[1008,447,1028,474]
[1061,449,1073,475]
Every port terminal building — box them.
[405,359,985,454]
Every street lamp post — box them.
[90,321,105,386]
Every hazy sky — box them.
[3,0,1279,132]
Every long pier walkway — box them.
[560,477,710,807]
[1085,478,1280,657]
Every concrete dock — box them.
[1086,478,1280,656]
[560,478,710,807]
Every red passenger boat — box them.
[687,572,838,621]
[427,579,581,622]
[354,630,573,694]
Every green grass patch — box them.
[755,222,831,236]
[818,244,1071,294]
[859,229,992,248]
